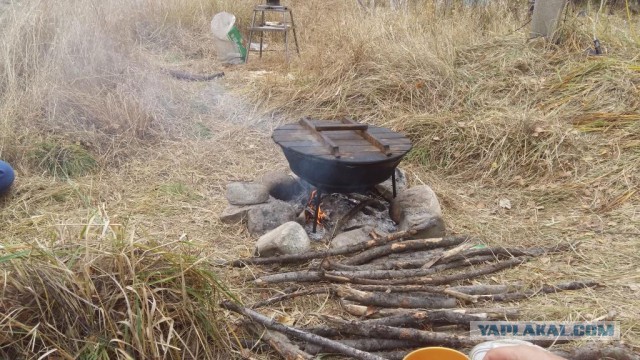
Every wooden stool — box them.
[246,4,300,62]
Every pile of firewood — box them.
[221,223,637,360]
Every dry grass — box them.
[1,0,639,358]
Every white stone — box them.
[247,199,296,236]
[254,221,311,257]
[225,182,270,206]
[390,185,446,239]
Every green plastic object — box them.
[227,26,247,62]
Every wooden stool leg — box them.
[259,10,265,58]
[246,10,258,63]
[283,10,289,62]
[289,10,300,54]
[284,30,289,63]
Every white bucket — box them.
[210,12,246,64]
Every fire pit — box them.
[272,118,412,231]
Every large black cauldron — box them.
[272,118,412,194]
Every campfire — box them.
[304,190,327,229]
[216,118,623,359]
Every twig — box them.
[220,301,387,360]
[484,280,601,302]
[558,343,640,360]
[246,323,313,360]
[226,225,432,267]
[434,243,573,266]
[360,310,495,328]
[347,257,527,285]
[343,236,470,265]
[256,254,497,285]
[321,314,476,348]
[304,338,422,355]
[335,286,457,309]
[340,300,520,319]
[331,249,446,271]
[250,287,332,309]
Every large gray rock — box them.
[390,185,446,239]
[260,171,305,202]
[225,182,269,206]
[247,199,297,236]
[219,204,253,224]
[330,226,373,249]
[254,221,310,257]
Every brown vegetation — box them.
[1,0,639,358]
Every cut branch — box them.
[335,254,499,280]
[257,254,499,285]
[246,324,313,360]
[343,236,470,265]
[335,286,457,309]
[434,243,573,266]
[250,287,332,309]
[220,301,387,360]
[321,315,476,348]
[360,310,494,328]
[304,338,421,355]
[340,301,520,319]
[484,280,601,302]
[226,224,435,267]
[348,257,527,285]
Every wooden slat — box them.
[315,124,369,131]
[343,118,391,156]
[273,130,407,141]
[273,119,412,162]
[299,117,341,157]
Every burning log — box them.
[343,236,470,265]
[320,314,476,348]
[220,301,388,360]
[225,223,438,267]
[335,286,458,309]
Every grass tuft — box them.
[0,224,236,359]
[32,141,98,179]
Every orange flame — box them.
[305,190,327,225]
